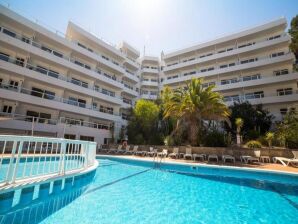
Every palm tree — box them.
[265,131,274,148]
[235,118,243,146]
[163,78,230,146]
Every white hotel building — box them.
[0,5,297,145]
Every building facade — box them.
[0,5,297,145]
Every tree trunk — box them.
[189,122,198,146]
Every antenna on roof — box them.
[143,45,146,56]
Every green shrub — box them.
[203,130,227,147]
[246,130,261,140]
[246,140,262,149]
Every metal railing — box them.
[0,82,121,117]
[165,33,289,68]
[0,135,96,185]
[164,52,292,82]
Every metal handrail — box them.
[0,135,96,185]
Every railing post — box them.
[84,142,89,168]
[11,141,24,183]
[58,141,66,175]
[5,140,18,184]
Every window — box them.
[0,52,9,62]
[242,74,261,82]
[64,134,76,140]
[41,45,52,53]
[39,113,51,123]
[280,108,288,115]
[53,51,63,58]
[3,28,16,38]
[44,90,55,100]
[2,105,12,113]
[16,57,25,67]
[220,64,228,69]
[36,66,47,75]
[9,80,19,89]
[271,52,284,58]
[80,136,94,141]
[245,91,264,99]
[26,111,39,122]
[277,88,293,96]
[31,87,43,98]
[78,99,86,108]
[268,35,281,40]
[48,70,59,79]
[274,69,288,76]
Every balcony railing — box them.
[0,26,129,86]
[164,52,292,83]
[0,53,124,102]
[165,33,289,68]
[0,82,121,117]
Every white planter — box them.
[253,149,261,157]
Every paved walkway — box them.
[98,154,298,174]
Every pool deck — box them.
[97,154,298,174]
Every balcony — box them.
[0,54,123,105]
[163,53,294,85]
[213,72,298,91]
[124,69,139,83]
[0,26,124,89]
[141,67,159,74]
[163,34,290,72]
[224,91,298,106]
[0,113,111,138]
[141,79,159,87]
[0,82,122,121]
[141,92,158,100]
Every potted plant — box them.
[246,140,262,157]
[265,132,274,149]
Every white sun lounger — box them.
[273,151,298,167]
[240,155,259,164]
[184,148,193,160]
[157,149,168,158]
[124,145,138,155]
[193,154,206,161]
[146,147,157,157]
[169,148,179,159]
[208,154,218,162]
[108,145,122,154]
[222,155,235,163]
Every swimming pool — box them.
[1,156,298,224]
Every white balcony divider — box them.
[0,135,96,186]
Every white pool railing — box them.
[0,135,96,186]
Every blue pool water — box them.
[1,157,298,224]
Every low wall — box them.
[107,144,297,159]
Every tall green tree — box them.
[163,78,230,146]
[225,102,273,140]
[289,15,298,62]
[127,99,163,145]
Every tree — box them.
[276,109,298,149]
[225,102,273,140]
[127,99,163,145]
[163,78,230,146]
[265,132,274,148]
[289,15,298,63]
[235,118,243,146]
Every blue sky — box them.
[2,0,298,56]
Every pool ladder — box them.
[153,153,164,169]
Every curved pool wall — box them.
[97,156,298,186]
[0,158,97,224]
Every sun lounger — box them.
[273,151,298,167]
[184,148,193,160]
[124,145,137,155]
[193,154,206,161]
[146,147,157,157]
[208,154,218,162]
[135,147,147,156]
[107,145,122,154]
[222,155,235,163]
[169,148,179,159]
[157,149,168,158]
[240,155,259,164]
